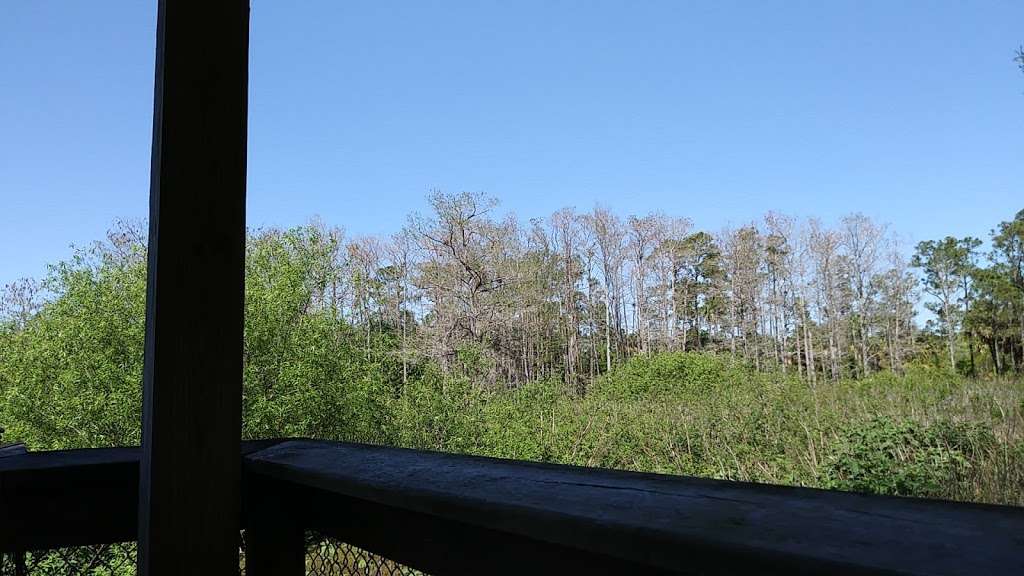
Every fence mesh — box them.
[0,543,137,576]
[1,533,421,576]
[304,532,422,576]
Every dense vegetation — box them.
[1,200,1022,506]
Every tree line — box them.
[1,195,1022,508]
[2,194,1022,391]
[396,195,1022,385]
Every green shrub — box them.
[593,352,746,400]
[480,377,571,461]
[390,372,486,453]
[821,417,988,497]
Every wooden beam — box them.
[139,1,249,574]
[7,439,1024,574]
[246,440,1024,576]
[0,444,27,459]
[244,475,306,576]
[0,448,139,552]
[0,442,285,555]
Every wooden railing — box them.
[3,439,1023,575]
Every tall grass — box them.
[391,353,1024,505]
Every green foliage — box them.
[591,351,746,400]
[242,312,394,442]
[0,225,404,449]
[242,227,398,442]
[451,342,495,382]
[1,224,1022,507]
[20,544,136,576]
[479,378,577,462]
[821,417,992,497]
[390,370,486,453]
[0,240,146,449]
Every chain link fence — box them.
[2,533,421,576]
[0,543,137,576]
[303,533,422,576]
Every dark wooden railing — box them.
[3,439,1023,575]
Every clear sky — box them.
[1,1,1022,286]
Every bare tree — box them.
[588,206,626,371]
[0,278,42,329]
[407,191,507,377]
[841,213,885,376]
[551,207,585,387]
[627,214,665,354]
[808,220,846,380]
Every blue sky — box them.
[1,1,1022,286]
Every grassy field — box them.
[4,350,1021,575]
[389,353,1024,505]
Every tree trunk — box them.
[605,296,612,372]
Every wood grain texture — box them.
[0,444,26,459]
[246,440,1024,576]
[0,447,139,552]
[244,475,306,576]
[138,0,250,574]
[0,442,281,553]
[5,439,1023,574]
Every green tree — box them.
[0,224,147,448]
[670,231,721,351]
[913,237,975,372]
[965,265,1017,373]
[0,223,405,449]
[991,209,1024,371]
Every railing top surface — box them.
[247,439,1024,576]
[0,439,284,473]
[4,439,1023,574]
[0,440,285,552]
[0,443,27,459]
[0,446,137,472]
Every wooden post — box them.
[244,476,306,576]
[138,1,249,574]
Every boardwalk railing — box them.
[3,439,1023,575]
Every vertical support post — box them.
[245,476,306,576]
[14,551,26,576]
[139,1,249,574]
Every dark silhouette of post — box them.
[138,1,249,574]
